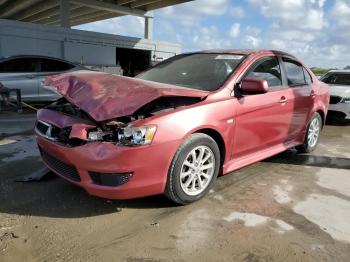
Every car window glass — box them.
[0,58,38,73]
[303,67,312,84]
[322,73,350,85]
[137,53,246,91]
[40,58,74,72]
[283,59,306,86]
[247,57,282,87]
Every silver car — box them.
[320,70,350,120]
[0,55,84,102]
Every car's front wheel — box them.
[165,133,220,205]
[297,112,322,153]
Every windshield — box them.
[137,53,246,91]
[322,73,350,85]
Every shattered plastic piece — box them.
[15,166,54,182]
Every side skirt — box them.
[222,141,301,175]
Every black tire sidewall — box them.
[166,134,220,204]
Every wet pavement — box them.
[0,123,349,261]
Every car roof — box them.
[0,55,79,66]
[188,49,296,58]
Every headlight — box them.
[117,125,157,146]
[341,97,350,103]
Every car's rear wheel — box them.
[165,133,220,205]
[297,112,322,153]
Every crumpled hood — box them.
[329,85,350,98]
[45,70,209,121]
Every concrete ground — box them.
[0,113,349,262]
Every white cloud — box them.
[230,6,245,18]
[331,0,350,26]
[158,0,230,27]
[229,23,241,38]
[243,35,261,48]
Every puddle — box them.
[294,194,350,242]
[223,212,294,234]
[316,169,350,197]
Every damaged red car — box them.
[35,50,329,204]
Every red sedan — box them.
[35,50,329,204]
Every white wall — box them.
[0,19,181,66]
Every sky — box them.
[75,0,350,69]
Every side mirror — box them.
[241,77,269,93]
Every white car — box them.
[320,70,350,120]
[0,55,84,102]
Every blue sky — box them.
[75,0,350,68]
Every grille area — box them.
[329,96,343,104]
[40,148,81,182]
[327,110,347,119]
[36,121,49,135]
[89,172,132,187]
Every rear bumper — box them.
[36,134,180,199]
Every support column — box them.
[60,0,71,28]
[144,16,153,39]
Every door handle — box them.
[310,90,316,98]
[279,96,287,103]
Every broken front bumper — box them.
[36,135,180,199]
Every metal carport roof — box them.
[0,0,192,27]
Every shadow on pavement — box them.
[264,150,350,170]
[0,169,176,219]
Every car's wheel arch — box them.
[182,126,227,167]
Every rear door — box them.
[0,57,40,101]
[281,57,315,141]
[232,56,294,159]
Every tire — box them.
[296,112,322,153]
[165,133,220,205]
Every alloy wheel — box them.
[308,117,320,148]
[179,145,215,196]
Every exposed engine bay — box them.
[37,96,202,147]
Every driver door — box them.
[232,56,294,159]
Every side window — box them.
[303,68,312,84]
[283,59,306,86]
[0,58,39,73]
[40,58,75,72]
[247,57,282,87]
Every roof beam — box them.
[70,12,121,26]
[70,0,153,17]
[144,0,193,10]
[117,0,136,5]
[10,0,59,21]
[131,0,161,8]
[0,0,7,6]
[22,5,82,23]
[0,0,42,18]
[37,7,97,25]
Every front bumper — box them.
[328,103,350,119]
[36,133,180,200]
